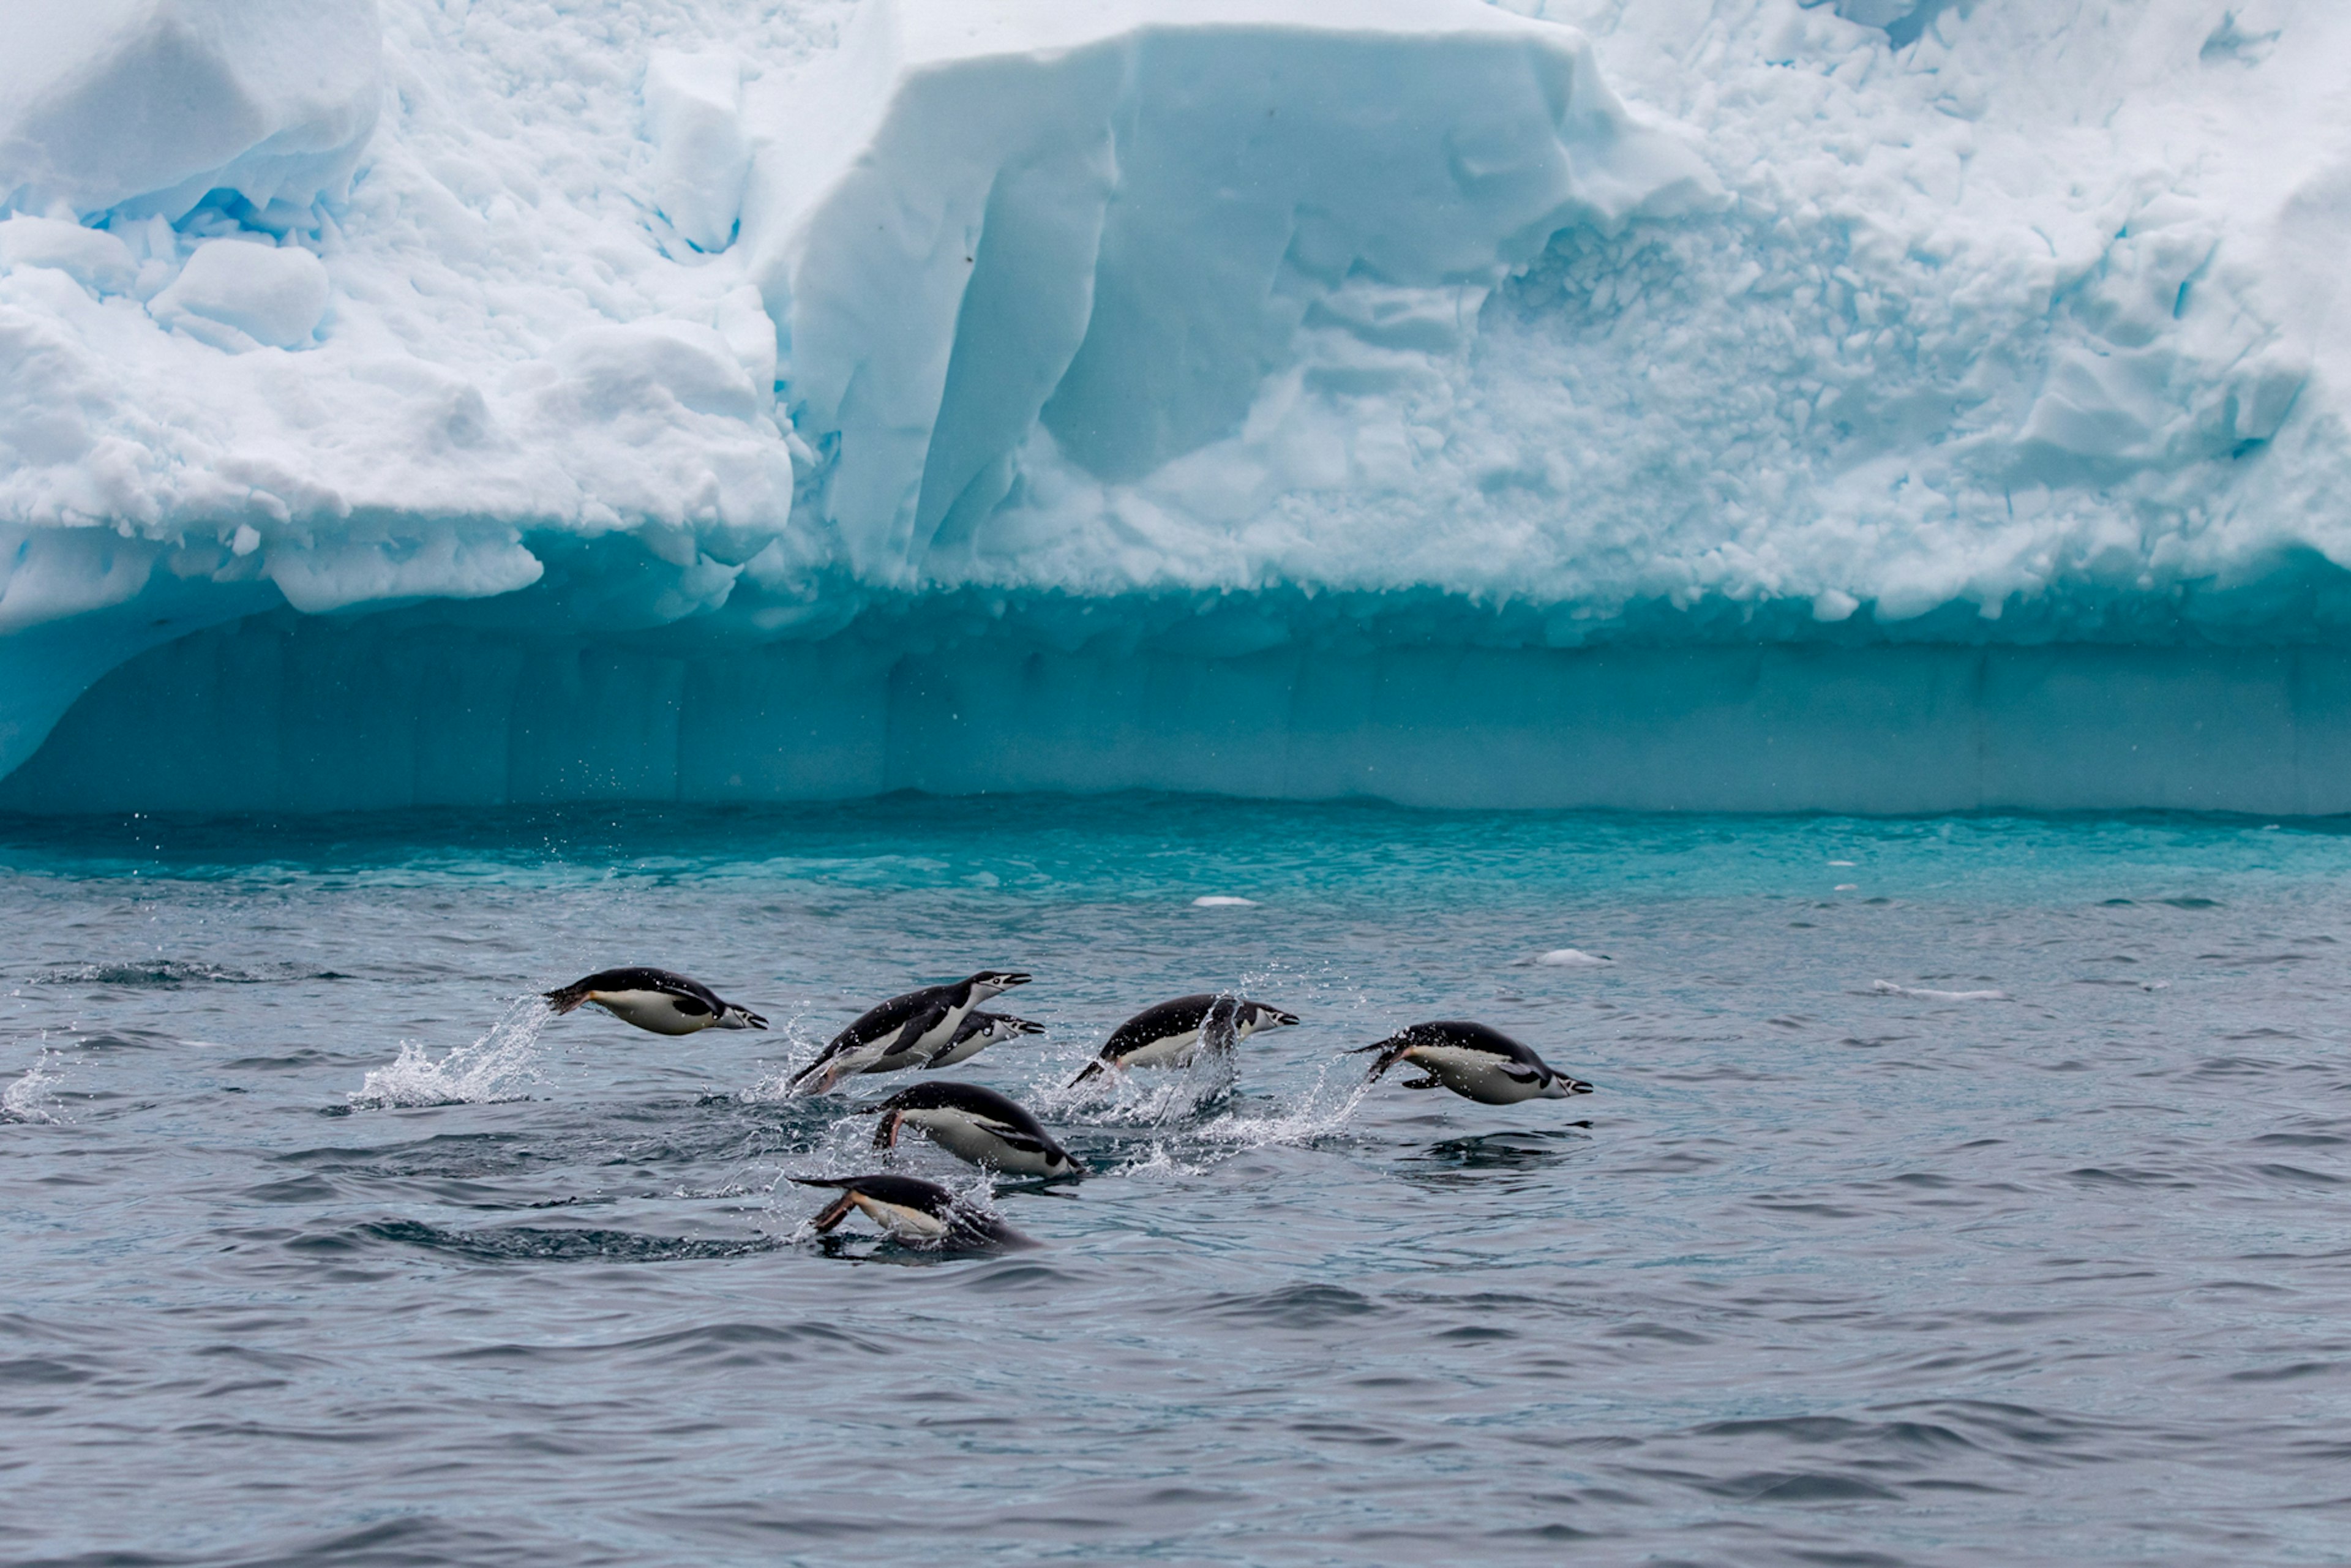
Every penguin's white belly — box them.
[909,1111,1038,1172]
[1414,1046,1542,1104]
[1119,1027,1203,1069]
[590,990,709,1036]
[924,1037,981,1068]
[854,1195,951,1240]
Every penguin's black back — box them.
[878,1079,1044,1131]
[1101,994,1217,1059]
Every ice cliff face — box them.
[1,0,2347,811]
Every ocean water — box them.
[1,797,2347,1567]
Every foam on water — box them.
[1,1047,66,1123]
[1868,980,2012,1002]
[348,993,552,1108]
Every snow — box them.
[1,0,2349,810]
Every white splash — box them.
[1,1049,67,1123]
[1044,1042,1241,1127]
[1869,980,2011,1002]
[1191,895,1259,907]
[350,994,552,1108]
[737,1016,838,1103]
[1109,1065,1374,1178]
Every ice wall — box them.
[2,0,2349,812]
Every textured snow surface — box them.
[2,0,2349,806]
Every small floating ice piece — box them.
[1828,860,1857,866]
[1834,883,1860,891]
[1191,895,1258,907]
[1533,948,1613,967]
[1870,980,2009,1002]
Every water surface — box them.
[3,799,2347,1565]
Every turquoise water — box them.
[2,798,2348,1564]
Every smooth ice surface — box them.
[2,0,2350,807]
[4,800,2350,1562]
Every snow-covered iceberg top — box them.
[745,0,1714,582]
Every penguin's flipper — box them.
[790,1053,855,1096]
[543,980,593,1015]
[1349,1038,1415,1081]
[871,1111,903,1150]
[1401,1075,1444,1090]
[864,1005,948,1073]
[808,1194,858,1234]
[988,1127,1055,1158]
[669,992,712,1018]
[1065,1058,1109,1089]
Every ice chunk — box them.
[144,239,330,350]
[1531,948,1613,967]
[644,51,750,255]
[743,0,1717,579]
[0,0,382,221]
[0,217,137,295]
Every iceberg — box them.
[2,0,2350,812]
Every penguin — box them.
[787,970,1031,1095]
[792,1173,1030,1248]
[919,1011,1045,1071]
[1351,1021,1592,1105]
[542,967,767,1036]
[870,1081,1082,1179]
[1066,992,1297,1086]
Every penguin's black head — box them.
[969,970,1032,996]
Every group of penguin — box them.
[542,964,1595,1249]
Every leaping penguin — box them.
[792,1173,1030,1248]
[542,967,768,1036]
[787,970,1031,1095]
[920,1011,1046,1071]
[1352,1021,1592,1105]
[1066,992,1297,1087]
[870,1081,1082,1179]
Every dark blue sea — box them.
[3,798,2347,1566]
